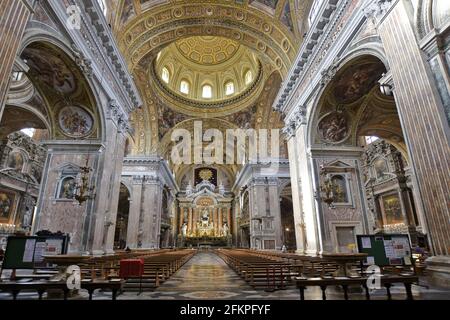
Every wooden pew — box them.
[0,279,125,300]
[294,274,418,300]
[117,249,196,292]
[216,249,293,290]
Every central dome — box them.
[175,36,240,65]
[154,36,261,104]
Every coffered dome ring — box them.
[149,57,266,118]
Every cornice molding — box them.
[81,0,142,109]
[80,0,143,111]
[273,0,341,112]
[282,106,307,139]
[122,156,179,192]
[107,99,132,134]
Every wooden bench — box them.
[0,279,125,300]
[217,249,295,290]
[294,274,418,300]
[0,281,70,300]
[116,250,196,292]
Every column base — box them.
[426,256,450,288]
[91,250,105,256]
[305,249,319,255]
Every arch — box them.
[114,183,131,249]
[117,2,299,76]
[305,46,390,142]
[19,30,107,142]
[1,104,51,139]
[307,54,392,150]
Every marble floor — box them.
[1,251,450,300]
[78,252,450,300]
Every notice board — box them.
[356,234,412,266]
[2,236,69,269]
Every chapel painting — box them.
[318,111,350,143]
[373,157,388,180]
[333,62,383,104]
[22,47,76,94]
[58,106,94,137]
[331,175,348,203]
[0,191,14,222]
[58,177,76,199]
[7,152,24,171]
[382,194,404,226]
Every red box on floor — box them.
[119,259,144,278]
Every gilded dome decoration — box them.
[152,36,266,116]
[175,36,241,66]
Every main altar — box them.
[176,178,233,247]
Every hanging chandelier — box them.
[73,156,96,205]
[317,167,335,209]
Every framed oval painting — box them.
[58,106,94,138]
[317,111,350,144]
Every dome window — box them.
[225,81,235,95]
[202,85,213,99]
[244,70,253,85]
[162,67,170,84]
[180,80,190,94]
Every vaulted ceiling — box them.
[106,0,312,175]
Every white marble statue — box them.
[218,182,225,196]
[222,222,229,236]
[186,182,193,196]
[22,207,32,228]
[181,223,187,237]
[201,209,210,227]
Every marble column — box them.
[188,207,193,236]
[213,208,218,236]
[141,176,163,248]
[0,0,32,121]
[178,206,184,234]
[192,208,198,236]
[268,177,283,249]
[378,1,450,255]
[126,176,143,248]
[227,206,232,234]
[286,123,321,254]
[87,115,129,254]
[232,202,239,246]
[219,207,223,235]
